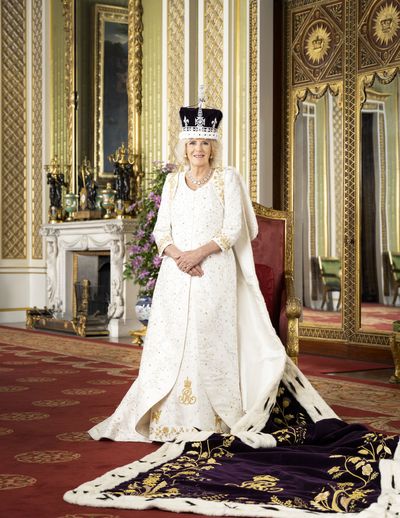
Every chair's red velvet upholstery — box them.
[252,215,288,345]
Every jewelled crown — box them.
[179,85,222,140]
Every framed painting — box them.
[94,4,129,178]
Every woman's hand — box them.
[176,249,206,272]
[187,265,204,277]
[164,245,204,276]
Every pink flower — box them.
[132,256,143,269]
[146,279,156,290]
[152,255,162,268]
[129,244,141,255]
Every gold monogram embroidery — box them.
[227,474,284,493]
[178,377,197,405]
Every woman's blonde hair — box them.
[174,139,222,169]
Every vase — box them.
[100,182,116,219]
[135,295,152,326]
[64,193,78,221]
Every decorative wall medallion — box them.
[0,474,36,490]
[304,21,332,66]
[359,0,400,70]
[15,450,80,463]
[291,2,344,85]
[372,1,400,47]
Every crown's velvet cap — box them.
[179,106,223,140]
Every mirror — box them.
[360,72,400,332]
[293,87,343,328]
[75,0,129,187]
[52,0,142,193]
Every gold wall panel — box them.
[63,0,74,185]
[342,0,357,343]
[1,0,27,259]
[290,0,344,86]
[51,0,68,168]
[32,0,43,260]
[141,0,162,181]
[128,0,144,174]
[358,0,400,71]
[167,0,184,162]
[249,0,258,201]
[204,0,223,112]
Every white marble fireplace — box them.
[40,219,141,337]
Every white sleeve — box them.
[212,169,243,252]
[152,175,174,255]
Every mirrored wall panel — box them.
[75,0,129,183]
[293,89,343,328]
[360,73,400,332]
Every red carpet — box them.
[1,326,399,517]
[303,302,400,331]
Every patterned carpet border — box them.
[0,326,141,367]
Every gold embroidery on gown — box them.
[178,377,197,405]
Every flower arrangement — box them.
[123,161,176,297]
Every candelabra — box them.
[108,143,138,218]
[44,156,70,223]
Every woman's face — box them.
[186,139,212,168]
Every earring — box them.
[210,155,213,159]
[184,154,187,158]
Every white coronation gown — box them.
[88,167,334,443]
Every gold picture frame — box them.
[94,4,129,179]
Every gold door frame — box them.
[354,65,400,348]
[285,0,346,342]
[285,0,399,348]
[289,81,345,341]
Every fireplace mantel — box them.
[40,219,141,337]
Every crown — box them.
[179,85,222,140]
[380,16,393,32]
[312,34,324,50]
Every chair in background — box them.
[317,256,341,311]
[251,203,302,364]
[388,251,400,306]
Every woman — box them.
[89,98,334,443]
[67,98,400,517]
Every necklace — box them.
[186,169,213,186]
